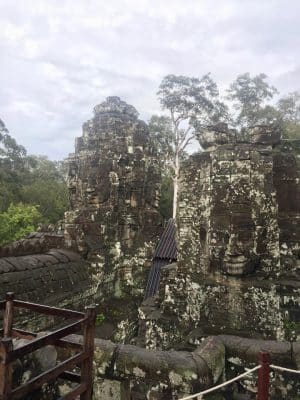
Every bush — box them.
[0,203,42,246]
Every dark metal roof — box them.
[153,218,177,261]
[144,219,177,300]
[144,259,170,299]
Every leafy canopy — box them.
[158,74,220,126]
[0,203,42,246]
[20,155,68,223]
[157,74,227,218]
[148,115,173,170]
[226,72,278,128]
[277,91,300,139]
[0,120,69,245]
[0,119,28,211]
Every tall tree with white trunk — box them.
[157,74,226,218]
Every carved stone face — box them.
[222,233,257,276]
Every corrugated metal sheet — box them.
[153,218,177,260]
[144,259,170,299]
[144,218,177,300]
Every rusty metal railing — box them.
[0,292,96,400]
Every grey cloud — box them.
[0,0,299,159]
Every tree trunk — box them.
[172,152,179,219]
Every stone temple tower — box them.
[141,124,300,349]
[64,97,162,339]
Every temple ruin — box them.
[0,98,299,399]
[141,123,300,349]
[64,96,162,341]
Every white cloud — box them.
[0,0,299,159]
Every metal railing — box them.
[0,292,96,400]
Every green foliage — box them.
[0,203,42,246]
[0,120,69,244]
[159,174,173,220]
[148,115,174,219]
[0,119,28,211]
[277,91,300,140]
[20,155,69,223]
[0,118,27,166]
[283,317,300,341]
[158,74,224,127]
[157,74,227,217]
[276,92,300,168]
[95,313,106,326]
[227,73,278,128]
[148,115,174,165]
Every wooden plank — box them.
[11,329,82,351]
[55,339,83,352]
[1,296,95,400]
[60,371,81,383]
[0,338,13,399]
[13,300,85,319]
[12,328,37,341]
[57,383,87,400]
[11,352,88,400]
[3,293,14,338]
[80,306,96,400]
[8,318,87,363]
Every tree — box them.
[227,73,278,128]
[148,116,174,220]
[157,74,224,218]
[20,155,69,223]
[0,119,27,167]
[148,115,173,170]
[277,91,300,139]
[0,119,69,226]
[0,119,28,211]
[0,203,42,246]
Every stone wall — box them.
[0,249,94,329]
[64,97,162,341]
[141,125,300,346]
[0,232,64,257]
[66,334,299,399]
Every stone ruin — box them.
[0,96,162,340]
[141,123,300,350]
[64,96,162,340]
[64,96,161,257]
[1,98,300,399]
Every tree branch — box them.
[178,126,193,149]
[182,135,194,151]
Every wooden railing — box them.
[0,292,96,400]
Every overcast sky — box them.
[1,0,299,160]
